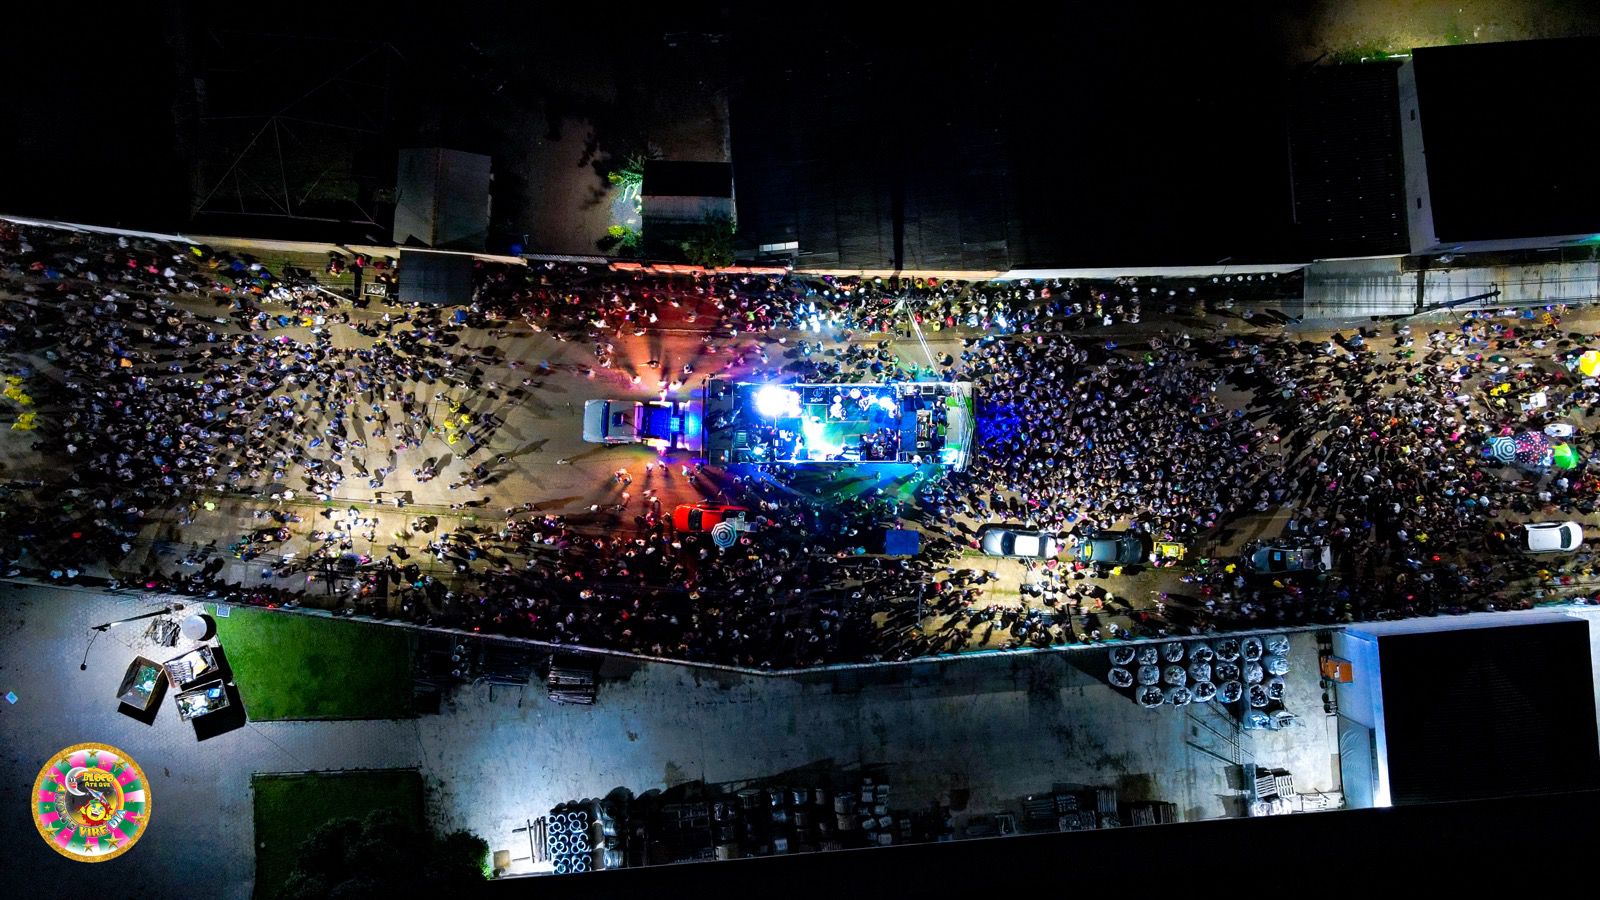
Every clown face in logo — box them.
[33,744,150,862]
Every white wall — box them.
[1332,630,1390,806]
[1398,60,1439,256]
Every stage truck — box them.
[703,379,975,471]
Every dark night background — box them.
[10,2,1600,267]
[4,3,1600,894]
[1,1,1310,266]
[3,6,191,228]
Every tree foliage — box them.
[276,807,489,900]
[681,212,737,269]
[598,224,642,256]
[606,154,648,206]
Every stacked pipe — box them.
[1108,634,1293,714]
[546,801,620,873]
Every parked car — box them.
[1516,521,1584,553]
[672,503,748,533]
[979,526,1059,559]
[1077,531,1148,572]
[1247,543,1332,575]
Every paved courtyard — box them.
[0,585,1340,894]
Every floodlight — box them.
[754,385,800,419]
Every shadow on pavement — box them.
[191,645,248,742]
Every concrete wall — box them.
[1398,60,1438,256]
[1423,260,1600,308]
[1,214,199,246]
[1000,263,1307,280]
[643,195,735,226]
[1332,629,1389,807]
[1298,256,1416,318]
[1296,256,1600,320]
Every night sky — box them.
[2,3,1344,263]
[4,8,187,228]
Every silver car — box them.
[979,526,1060,559]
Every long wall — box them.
[1292,256,1600,320]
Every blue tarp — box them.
[884,529,921,556]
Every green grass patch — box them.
[213,608,413,720]
[1330,44,1401,64]
[252,769,423,900]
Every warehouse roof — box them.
[1288,62,1408,258]
[1414,38,1600,242]
[643,161,734,198]
[1377,619,1600,805]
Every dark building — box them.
[728,42,1016,271]
[727,7,1297,271]
[393,148,494,251]
[1404,37,1600,252]
[642,161,735,222]
[397,250,476,306]
[1334,616,1600,808]
[641,160,736,255]
[1287,62,1409,259]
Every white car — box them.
[979,526,1059,559]
[1518,521,1584,553]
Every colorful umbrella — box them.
[1488,436,1518,463]
[1577,350,1600,377]
[1553,443,1581,469]
[1513,431,1551,464]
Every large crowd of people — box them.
[934,313,1600,641]
[1,218,1594,668]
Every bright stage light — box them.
[801,417,843,458]
[755,385,800,419]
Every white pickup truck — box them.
[582,399,698,451]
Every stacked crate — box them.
[547,657,597,705]
[1021,787,1120,833]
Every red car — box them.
[672,503,748,532]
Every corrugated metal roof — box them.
[1377,620,1600,805]
[642,161,733,198]
[1289,63,1408,258]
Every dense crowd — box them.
[935,313,1600,640]
[0,223,1001,665]
[2,218,1594,669]
[470,260,1297,342]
